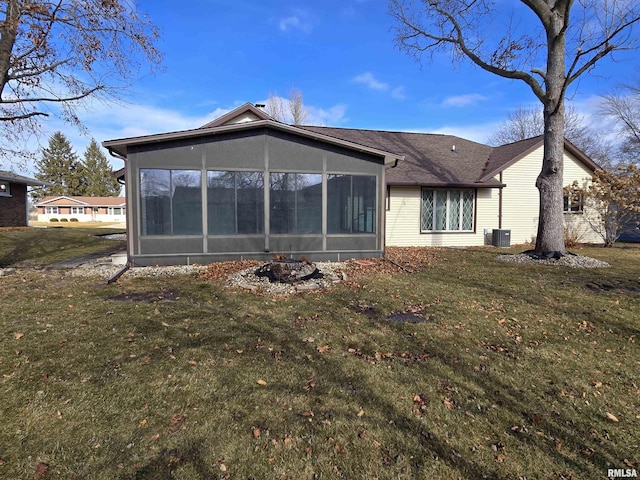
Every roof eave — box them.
[103,120,404,164]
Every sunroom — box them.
[104,106,401,266]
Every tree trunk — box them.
[535,103,566,255]
[534,7,567,256]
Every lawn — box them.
[0,238,638,479]
[0,227,125,267]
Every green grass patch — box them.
[0,245,638,479]
[0,227,125,267]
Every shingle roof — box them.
[36,196,125,207]
[299,126,500,187]
[0,170,50,186]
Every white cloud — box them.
[412,120,503,144]
[353,72,406,100]
[306,104,348,126]
[441,94,488,108]
[391,86,406,100]
[353,72,388,91]
[278,11,313,33]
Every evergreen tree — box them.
[83,139,121,197]
[33,132,87,201]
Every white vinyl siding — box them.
[501,146,602,245]
[386,186,497,247]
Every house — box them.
[103,103,601,266]
[298,128,601,247]
[35,196,126,223]
[0,171,49,227]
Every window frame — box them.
[269,172,323,235]
[140,168,203,236]
[327,174,377,234]
[70,206,84,215]
[420,188,475,233]
[207,170,264,235]
[45,206,59,214]
[563,192,584,214]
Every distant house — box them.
[0,171,49,227]
[35,196,126,223]
[103,103,601,266]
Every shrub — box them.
[70,218,79,222]
[49,218,59,222]
[60,218,69,222]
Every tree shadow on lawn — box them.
[110,297,624,480]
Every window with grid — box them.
[421,189,474,232]
[563,192,584,213]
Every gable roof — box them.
[103,103,599,188]
[299,126,499,187]
[0,170,50,186]
[35,196,125,207]
[479,135,600,182]
[103,119,403,166]
[199,102,274,128]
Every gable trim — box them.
[200,103,274,128]
[479,137,599,182]
[103,120,404,166]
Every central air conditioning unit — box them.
[492,229,511,247]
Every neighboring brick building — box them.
[0,171,49,227]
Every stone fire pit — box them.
[255,258,320,283]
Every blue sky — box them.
[32,0,640,170]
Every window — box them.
[563,192,583,213]
[207,171,264,234]
[270,173,322,234]
[0,181,9,196]
[421,189,474,232]
[45,206,58,214]
[71,206,84,214]
[140,169,202,235]
[327,175,376,234]
[109,207,124,215]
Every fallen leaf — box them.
[316,345,330,353]
[357,409,365,417]
[283,436,292,446]
[300,410,314,417]
[605,412,619,422]
[444,397,455,409]
[34,462,49,477]
[168,413,186,434]
[257,379,267,386]
[358,431,367,439]
[14,332,24,340]
[252,427,261,439]
[139,419,147,427]
[219,463,227,472]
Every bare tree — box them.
[488,105,616,169]
[0,0,162,163]
[600,81,640,166]
[265,88,309,125]
[389,0,640,255]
